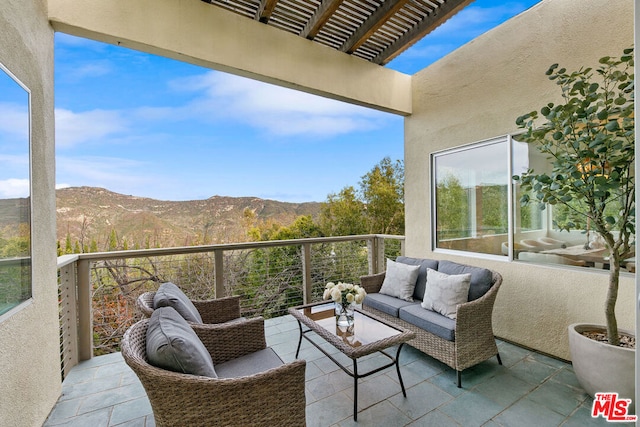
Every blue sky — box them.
[43,0,540,203]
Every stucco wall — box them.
[0,1,60,425]
[405,0,635,360]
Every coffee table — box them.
[289,301,415,421]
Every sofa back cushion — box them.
[395,256,439,301]
[437,260,493,301]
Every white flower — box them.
[322,281,367,304]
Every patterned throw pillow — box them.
[421,268,471,319]
[379,259,421,302]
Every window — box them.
[0,63,31,317]
[432,135,635,273]
[432,137,509,256]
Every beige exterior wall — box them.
[405,0,635,360]
[0,1,60,425]
[48,0,412,116]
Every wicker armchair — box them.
[360,270,502,388]
[121,317,307,427]
[137,292,242,324]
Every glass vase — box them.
[335,302,355,328]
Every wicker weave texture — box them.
[136,292,242,324]
[360,270,503,373]
[121,319,307,427]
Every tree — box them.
[514,48,634,346]
[319,157,405,236]
[360,157,404,234]
[319,186,367,236]
[436,173,469,239]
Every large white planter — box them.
[568,323,635,411]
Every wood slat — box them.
[201,0,472,65]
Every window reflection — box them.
[0,63,31,317]
[433,138,509,256]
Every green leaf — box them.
[605,120,620,131]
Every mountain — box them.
[56,187,322,249]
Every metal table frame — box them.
[289,302,415,421]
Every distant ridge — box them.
[55,186,322,249]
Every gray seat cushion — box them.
[396,256,439,301]
[437,260,493,301]
[153,282,203,323]
[146,307,217,378]
[363,293,415,317]
[398,304,456,342]
[215,347,283,378]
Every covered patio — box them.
[0,0,637,426]
[45,314,611,427]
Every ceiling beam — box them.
[373,0,473,65]
[48,0,412,115]
[339,0,409,54]
[255,0,279,23]
[299,0,344,40]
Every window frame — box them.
[0,61,33,321]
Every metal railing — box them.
[56,234,404,378]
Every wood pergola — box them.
[201,0,473,65]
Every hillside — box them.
[56,187,322,249]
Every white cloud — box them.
[57,156,152,187]
[0,178,29,198]
[55,108,129,148]
[170,72,387,137]
[0,102,29,140]
[70,61,112,79]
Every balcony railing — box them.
[56,234,404,378]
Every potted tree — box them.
[513,48,635,403]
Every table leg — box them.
[353,359,358,421]
[295,320,303,359]
[395,343,408,397]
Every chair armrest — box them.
[142,358,307,426]
[193,317,267,364]
[193,295,242,324]
[360,272,386,294]
[455,272,502,344]
[136,292,155,318]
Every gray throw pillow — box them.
[379,259,421,302]
[421,268,471,320]
[146,307,217,378]
[153,282,203,323]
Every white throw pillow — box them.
[379,259,420,302]
[421,268,471,319]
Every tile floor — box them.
[43,315,631,427]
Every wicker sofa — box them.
[360,256,503,387]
